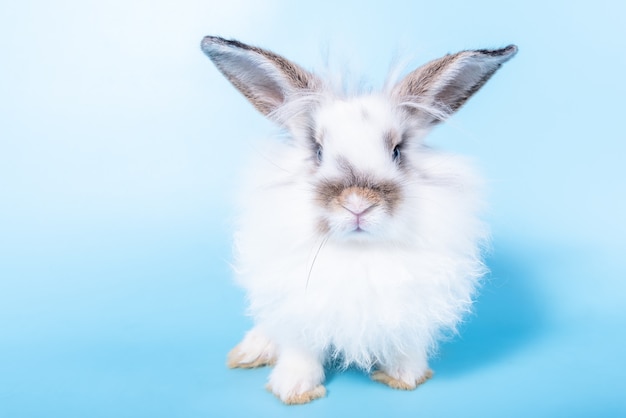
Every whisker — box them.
[249,145,295,174]
[306,233,331,292]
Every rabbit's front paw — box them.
[226,328,277,369]
[266,349,326,405]
[266,382,326,405]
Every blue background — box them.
[1,1,625,416]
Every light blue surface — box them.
[1,1,625,417]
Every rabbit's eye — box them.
[316,146,323,162]
[392,146,401,162]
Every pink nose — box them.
[343,204,375,217]
[342,204,377,230]
[339,189,378,229]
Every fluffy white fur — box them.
[233,98,487,397]
[201,36,516,404]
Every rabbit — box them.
[200,35,517,405]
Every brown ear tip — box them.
[201,35,220,53]
[502,44,518,56]
[494,44,518,58]
[202,35,221,43]
[201,35,254,56]
[475,44,518,60]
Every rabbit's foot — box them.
[266,346,326,404]
[266,383,326,405]
[371,368,433,390]
[226,328,277,369]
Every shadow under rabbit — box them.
[431,245,547,378]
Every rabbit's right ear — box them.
[201,36,319,117]
[392,45,517,125]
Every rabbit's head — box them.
[201,37,516,242]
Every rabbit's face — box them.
[201,36,517,243]
[310,96,410,241]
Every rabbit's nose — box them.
[341,200,377,231]
[342,202,376,217]
[340,189,378,216]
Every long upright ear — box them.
[201,36,319,117]
[392,45,517,125]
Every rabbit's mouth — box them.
[347,217,376,236]
[319,206,388,240]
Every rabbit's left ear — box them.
[201,36,319,118]
[392,45,517,125]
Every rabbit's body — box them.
[234,104,486,367]
[201,37,516,404]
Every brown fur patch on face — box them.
[315,159,402,214]
[339,186,383,207]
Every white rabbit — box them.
[201,36,516,405]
